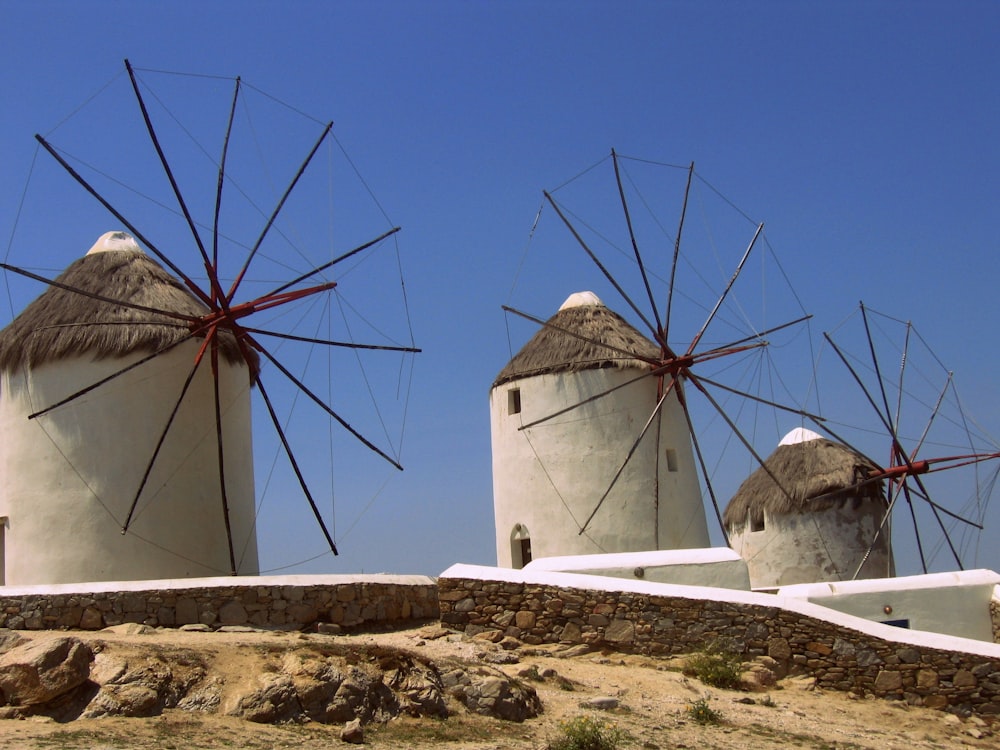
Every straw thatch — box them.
[0,248,257,374]
[493,300,659,388]
[723,437,885,527]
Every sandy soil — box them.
[0,624,993,749]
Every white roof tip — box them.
[558,291,604,311]
[86,231,143,256]
[779,427,825,446]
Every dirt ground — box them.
[0,624,993,749]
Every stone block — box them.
[767,637,791,661]
[874,670,903,693]
[122,595,146,613]
[156,607,175,626]
[897,648,921,664]
[57,607,83,628]
[175,598,199,625]
[80,607,103,630]
[515,611,536,630]
[560,621,583,643]
[287,603,318,625]
[604,619,635,644]
[917,669,939,689]
[219,602,249,626]
[954,670,977,689]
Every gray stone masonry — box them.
[0,576,439,631]
[439,575,1000,718]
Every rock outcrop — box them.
[0,629,541,728]
[0,637,93,706]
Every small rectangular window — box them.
[520,537,532,566]
[665,448,678,472]
[750,516,765,533]
[508,388,521,415]
[882,618,910,629]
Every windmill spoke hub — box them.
[654,352,695,377]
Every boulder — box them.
[289,662,347,723]
[327,669,396,724]
[459,673,542,722]
[341,717,364,744]
[384,659,447,718]
[0,638,93,706]
[82,683,160,718]
[230,675,301,723]
[82,651,206,718]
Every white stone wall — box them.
[0,343,258,584]
[491,367,708,567]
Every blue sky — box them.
[1,1,998,578]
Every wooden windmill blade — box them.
[818,303,997,578]
[0,61,419,583]
[494,151,816,565]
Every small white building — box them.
[724,428,893,590]
[524,547,751,590]
[490,291,709,568]
[777,570,1000,643]
[0,232,259,584]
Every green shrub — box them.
[557,676,576,691]
[547,715,625,750]
[522,665,543,681]
[687,696,723,725]
[683,642,744,689]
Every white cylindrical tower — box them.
[0,232,259,584]
[490,291,709,568]
[724,428,894,589]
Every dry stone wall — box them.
[0,576,438,631]
[439,570,1000,717]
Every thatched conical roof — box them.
[0,232,256,374]
[493,291,660,388]
[723,430,885,527]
